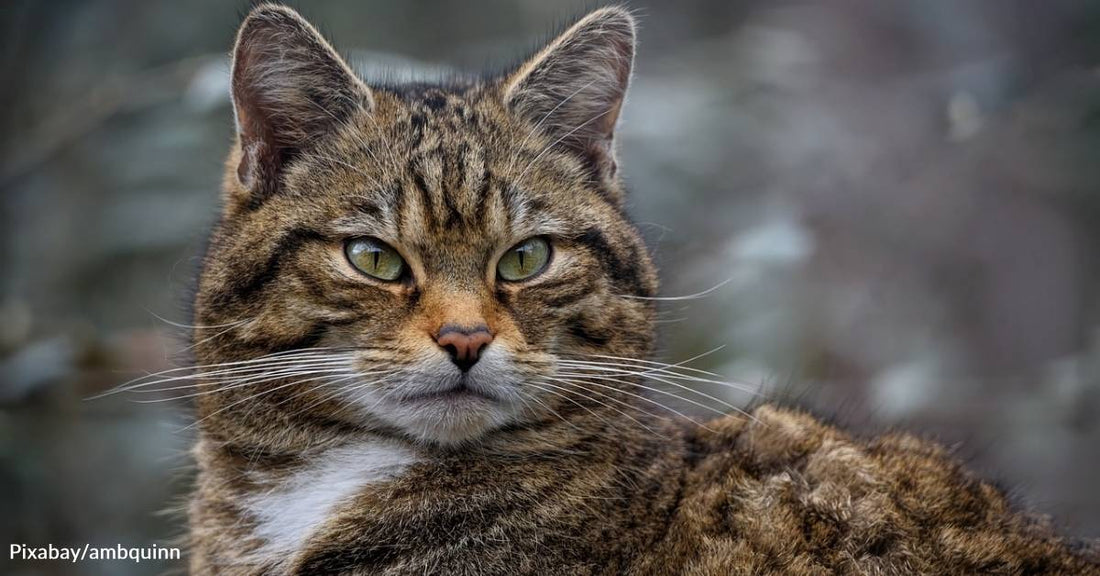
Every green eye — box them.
[345,237,405,281]
[497,237,551,282]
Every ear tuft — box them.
[230,4,371,201]
[503,7,636,181]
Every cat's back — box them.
[639,405,1099,575]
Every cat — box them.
[180,4,1098,574]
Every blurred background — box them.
[3,1,1100,573]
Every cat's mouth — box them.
[346,355,527,444]
[398,379,497,404]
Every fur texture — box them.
[186,5,1099,575]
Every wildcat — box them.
[180,4,1098,574]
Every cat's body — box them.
[185,5,1098,574]
[192,405,1096,575]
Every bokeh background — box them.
[3,1,1100,574]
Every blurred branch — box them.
[0,56,217,188]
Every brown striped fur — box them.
[188,5,1099,574]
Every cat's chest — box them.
[242,439,420,568]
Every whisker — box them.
[557,360,759,396]
[543,374,714,431]
[180,321,248,352]
[180,370,368,432]
[132,366,398,402]
[127,357,355,386]
[520,392,574,433]
[559,346,763,399]
[142,310,252,331]
[532,378,667,438]
[618,277,732,301]
[279,372,397,420]
[539,375,658,420]
[145,357,355,383]
[555,369,754,423]
[130,370,354,403]
[127,348,350,377]
[96,349,357,396]
[519,383,596,436]
[100,357,358,397]
[574,349,728,378]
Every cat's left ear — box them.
[503,7,635,183]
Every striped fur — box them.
[187,5,1099,575]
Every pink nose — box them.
[434,325,493,371]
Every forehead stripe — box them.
[408,157,437,230]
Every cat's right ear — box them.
[229,5,371,207]
[502,7,636,187]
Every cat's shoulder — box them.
[662,404,1099,574]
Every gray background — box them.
[2,1,1099,574]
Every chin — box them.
[346,374,528,446]
[378,393,520,446]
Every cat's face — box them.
[194,6,655,445]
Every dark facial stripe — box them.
[575,227,649,297]
[529,276,596,308]
[567,315,612,347]
[219,226,325,305]
[292,268,365,309]
[226,320,328,355]
[544,288,593,309]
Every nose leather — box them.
[434,324,493,371]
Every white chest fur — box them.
[244,439,419,566]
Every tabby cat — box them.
[181,4,1098,574]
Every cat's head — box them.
[194,5,657,446]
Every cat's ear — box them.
[230,5,371,202]
[503,7,636,182]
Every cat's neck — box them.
[194,413,689,573]
[293,420,688,573]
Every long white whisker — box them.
[130,357,354,386]
[558,360,759,396]
[618,277,732,301]
[543,374,714,431]
[560,358,725,381]
[98,350,355,393]
[127,348,350,377]
[555,369,754,423]
[133,366,396,402]
[131,370,350,402]
[180,321,247,353]
[180,370,368,432]
[570,349,727,378]
[280,372,397,419]
[516,387,578,433]
[533,378,666,437]
[102,357,357,396]
[522,382,602,435]
[142,310,251,331]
